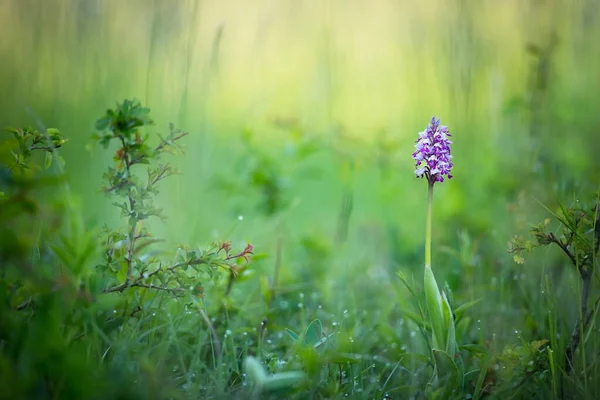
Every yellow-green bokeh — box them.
[1,0,599,291]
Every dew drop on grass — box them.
[225,329,232,336]
[318,305,322,309]
[112,309,116,314]
[243,332,247,336]
[299,292,305,299]
[152,312,156,316]
[332,321,338,327]
[280,301,289,309]
[238,215,243,221]
[297,303,303,308]
[410,331,416,337]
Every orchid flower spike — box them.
[412,117,453,185]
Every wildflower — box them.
[412,117,453,185]
[412,116,458,357]
[218,240,232,254]
[225,243,254,263]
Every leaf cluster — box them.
[3,126,66,173]
[92,99,254,307]
[508,201,598,269]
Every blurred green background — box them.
[1,0,599,348]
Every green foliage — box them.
[0,101,261,399]
[92,99,254,305]
[2,126,66,173]
[213,125,320,217]
[3,2,600,398]
[508,200,598,270]
[488,339,552,397]
[0,122,152,399]
[507,195,600,395]
[244,356,307,397]
[1,95,599,399]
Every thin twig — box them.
[154,131,189,153]
[102,244,249,294]
[564,201,600,375]
[16,297,33,310]
[102,254,219,294]
[549,233,577,267]
[118,135,138,282]
[29,146,55,152]
[197,306,222,360]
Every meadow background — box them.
[1,0,600,398]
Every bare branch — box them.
[549,233,578,267]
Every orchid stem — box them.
[425,181,434,268]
